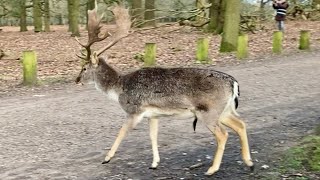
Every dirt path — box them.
[1,52,320,180]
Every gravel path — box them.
[1,52,320,180]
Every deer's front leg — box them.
[149,118,160,169]
[102,114,143,164]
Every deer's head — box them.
[75,1,131,85]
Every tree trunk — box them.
[220,0,241,52]
[33,0,42,32]
[86,0,95,28]
[312,0,320,9]
[132,0,143,27]
[259,0,272,19]
[68,0,80,37]
[144,0,156,27]
[20,0,28,32]
[207,0,225,34]
[68,0,72,31]
[44,0,50,32]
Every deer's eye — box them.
[83,67,87,71]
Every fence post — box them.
[22,50,38,85]
[144,43,156,67]
[237,34,249,59]
[196,37,209,63]
[299,30,310,50]
[272,31,283,54]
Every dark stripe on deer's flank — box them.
[196,104,208,111]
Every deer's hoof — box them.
[149,162,159,169]
[101,160,110,164]
[250,164,255,172]
[204,167,218,176]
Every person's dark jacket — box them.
[273,2,289,21]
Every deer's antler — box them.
[76,1,131,62]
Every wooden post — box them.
[272,31,283,54]
[144,43,156,67]
[22,50,38,85]
[237,34,248,59]
[299,30,310,50]
[196,37,209,63]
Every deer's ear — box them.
[91,51,99,67]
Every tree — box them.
[312,0,320,9]
[220,0,241,52]
[207,0,225,34]
[33,0,42,32]
[132,0,143,27]
[20,0,28,32]
[44,0,50,32]
[87,0,95,27]
[259,0,272,19]
[67,0,80,37]
[144,0,156,27]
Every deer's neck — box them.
[93,60,122,101]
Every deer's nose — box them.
[75,76,81,84]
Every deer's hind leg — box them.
[102,114,143,164]
[196,109,228,176]
[221,114,254,169]
[205,124,229,175]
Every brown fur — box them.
[76,56,254,175]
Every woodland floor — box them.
[0,21,320,180]
[0,20,320,96]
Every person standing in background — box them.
[273,0,289,31]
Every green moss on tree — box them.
[237,34,248,59]
[272,31,283,54]
[144,43,156,67]
[196,38,209,63]
[299,30,310,50]
[22,51,38,86]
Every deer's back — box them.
[118,68,237,114]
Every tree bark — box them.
[132,0,143,27]
[68,0,80,37]
[86,0,95,28]
[144,0,156,27]
[20,0,28,32]
[220,0,241,52]
[207,0,225,34]
[312,0,320,9]
[33,0,42,32]
[44,0,50,32]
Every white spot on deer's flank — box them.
[105,89,119,102]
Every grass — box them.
[281,135,320,172]
[277,124,320,179]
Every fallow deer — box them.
[75,2,254,175]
